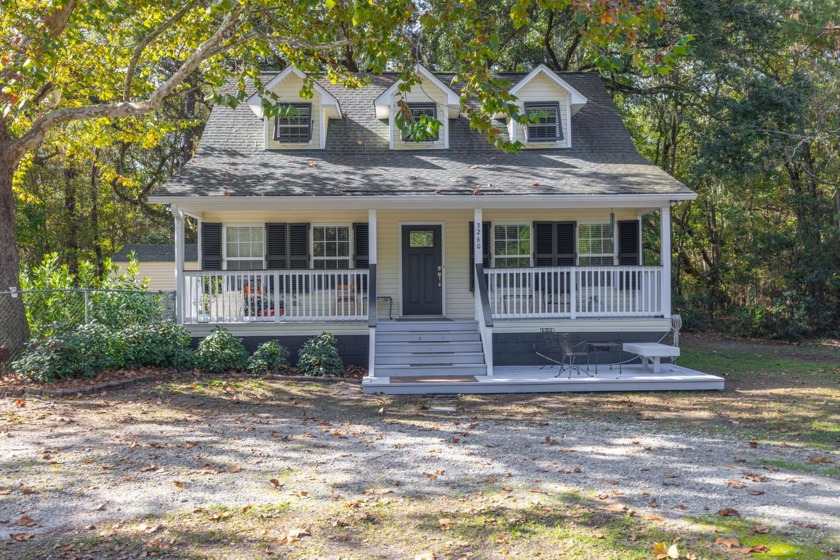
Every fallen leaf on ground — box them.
[10,533,33,541]
[438,518,453,529]
[284,528,311,543]
[741,544,770,554]
[792,520,818,529]
[654,542,679,559]
[606,503,626,513]
[21,487,37,495]
[14,399,25,407]
[16,514,39,527]
[715,537,740,548]
[94,503,106,511]
[207,512,230,522]
[173,481,186,488]
[808,456,833,464]
[727,480,747,489]
[718,508,741,517]
[229,465,242,473]
[748,490,765,496]
[269,478,283,489]
[754,524,770,534]
[0,488,11,495]
[414,554,436,560]
[745,474,768,483]
[140,465,157,472]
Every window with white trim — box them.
[225,226,265,270]
[524,102,562,142]
[401,102,439,142]
[312,225,351,269]
[578,223,614,266]
[274,103,312,143]
[493,224,531,268]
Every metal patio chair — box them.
[533,328,592,379]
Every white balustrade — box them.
[485,266,663,319]
[183,269,369,323]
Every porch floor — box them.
[362,363,724,395]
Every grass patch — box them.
[687,515,837,559]
[760,459,840,479]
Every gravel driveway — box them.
[1,377,838,554]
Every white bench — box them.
[622,342,680,374]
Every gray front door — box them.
[402,225,443,315]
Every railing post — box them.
[570,268,577,319]
[172,206,186,325]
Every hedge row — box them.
[11,325,343,383]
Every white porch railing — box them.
[485,266,663,319]
[183,269,369,323]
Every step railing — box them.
[474,263,494,377]
[183,269,369,323]
[484,265,663,320]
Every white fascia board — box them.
[510,64,588,114]
[245,66,342,119]
[149,192,697,212]
[374,64,461,119]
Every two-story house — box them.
[149,64,723,394]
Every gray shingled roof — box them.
[155,72,692,198]
[113,244,198,263]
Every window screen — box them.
[524,102,562,142]
[274,103,312,143]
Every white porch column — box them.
[367,209,377,379]
[368,209,377,265]
[172,206,186,325]
[470,208,484,320]
[196,217,203,269]
[660,205,672,317]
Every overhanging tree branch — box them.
[10,6,244,164]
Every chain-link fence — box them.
[0,288,176,358]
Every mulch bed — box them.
[0,365,366,398]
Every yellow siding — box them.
[119,261,198,292]
[266,74,322,150]
[513,73,570,149]
[393,76,448,151]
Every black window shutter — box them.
[533,221,575,266]
[468,221,491,292]
[555,222,576,265]
[288,223,310,292]
[534,222,554,266]
[618,220,641,265]
[265,223,288,269]
[201,223,222,270]
[353,223,369,268]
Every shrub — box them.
[246,340,289,374]
[12,323,127,383]
[297,333,343,377]
[124,322,194,371]
[194,328,248,373]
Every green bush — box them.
[124,322,194,371]
[246,340,290,374]
[12,323,127,383]
[297,333,343,376]
[194,328,248,373]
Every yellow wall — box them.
[266,73,322,150]
[117,261,198,292]
[513,73,570,149]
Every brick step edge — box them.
[0,371,362,398]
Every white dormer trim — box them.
[247,66,342,119]
[509,64,588,115]
[374,64,461,120]
[246,66,342,150]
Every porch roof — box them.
[152,72,694,201]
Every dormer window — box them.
[401,103,439,142]
[274,103,312,143]
[524,102,562,142]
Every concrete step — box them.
[376,341,483,354]
[376,352,486,366]
[377,332,481,343]
[375,364,488,377]
[377,320,478,333]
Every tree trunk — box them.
[0,139,30,354]
[63,153,79,276]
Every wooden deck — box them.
[362,363,724,395]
